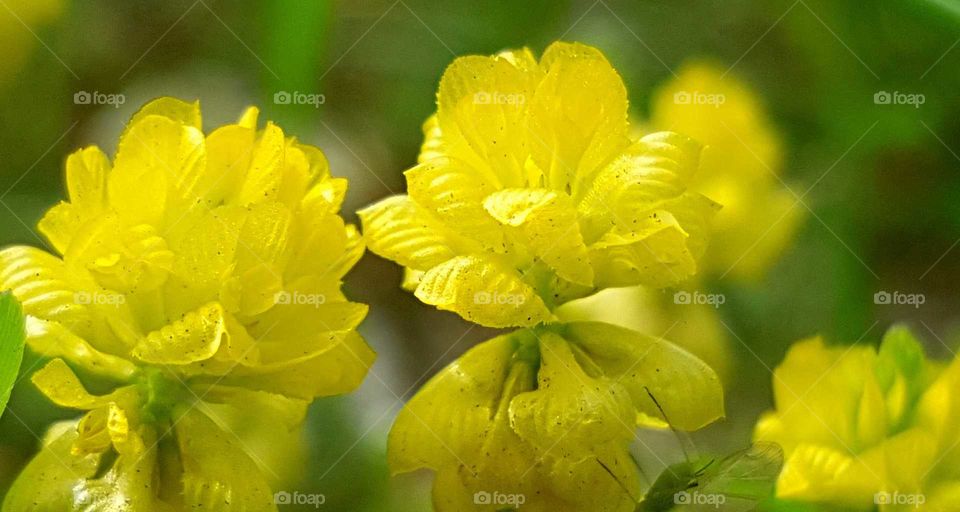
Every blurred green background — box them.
[1,1,959,510]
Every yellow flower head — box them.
[650,61,803,281]
[755,325,960,509]
[0,97,374,511]
[389,323,722,512]
[360,42,719,328]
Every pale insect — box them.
[632,387,784,512]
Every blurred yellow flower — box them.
[0,97,374,511]
[0,0,63,85]
[650,61,803,281]
[389,323,722,512]
[755,326,960,510]
[361,42,719,328]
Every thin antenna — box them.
[596,458,640,502]
[644,386,691,463]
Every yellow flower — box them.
[754,325,960,510]
[389,322,722,512]
[360,42,719,328]
[0,97,374,511]
[650,61,803,281]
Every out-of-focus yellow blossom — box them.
[361,42,719,329]
[650,61,803,281]
[0,0,63,85]
[389,323,722,512]
[755,325,960,510]
[0,97,374,511]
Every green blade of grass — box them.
[0,290,25,418]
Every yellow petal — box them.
[359,195,470,271]
[776,443,879,505]
[0,422,101,512]
[73,402,131,456]
[417,114,445,164]
[588,212,697,289]
[110,114,198,226]
[163,205,246,316]
[436,53,534,188]
[562,321,724,430]
[125,96,202,131]
[388,332,528,473]
[235,122,285,204]
[577,131,702,241]
[509,331,635,453]
[37,202,84,254]
[65,145,110,212]
[225,330,375,399]
[201,123,257,206]
[405,157,505,249]
[414,255,552,328]
[31,358,116,410]
[530,41,629,194]
[199,385,308,430]
[0,246,91,328]
[25,316,137,380]
[235,201,291,271]
[174,407,279,512]
[131,302,226,365]
[237,105,259,129]
[483,188,593,286]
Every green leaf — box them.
[0,290,25,418]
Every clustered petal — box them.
[755,325,960,510]
[0,97,374,511]
[361,42,718,329]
